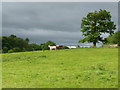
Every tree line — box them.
[1,35,68,53]
[0,30,119,53]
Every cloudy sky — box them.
[2,2,118,46]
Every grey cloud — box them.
[3,27,83,45]
[2,2,118,45]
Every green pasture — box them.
[2,47,118,88]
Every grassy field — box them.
[2,47,118,88]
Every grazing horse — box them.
[48,45,63,50]
[56,46,63,49]
[48,45,57,50]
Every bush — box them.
[61,46,69,49]
[12,47,21,52]
[22,48,27,52]
[40,41,56,50]
[27,44,41,51]
[46,41,56,46]
[8,49,14,53]
[40,44,49,50]
[106,31,120,45]
[2,35,29,51]
[2,47,8,53]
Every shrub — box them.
[22,48,27,52]
[8,49,14,53]
[40,41,56,50]
[2,35,29,51]
[12,47,21,52]
[2,47,8,53]
[27,44,41,51]
[61,46,69,49]
[106,31,120,45]
[40,44,49,50]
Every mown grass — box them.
[2,47,118,88]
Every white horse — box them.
[48,45,57,50]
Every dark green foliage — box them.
[0,50,2,53]
[8,49,14,53]
[46,41,56,46]
[106,31,120,45]
[40,41,56,50]
[40,44,49,50]
[27,43,41,51]
[12,47,21,52]
[2,47,9,53]
[79,9,116,46]
[10,34,16,38]
[25,38,29,43]
[22,48,27,52]
[0,37,2,50]
[2,35,29,53]
[61,46,69,49]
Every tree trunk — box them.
[93,42,96,47]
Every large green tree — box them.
[79,9,116,46]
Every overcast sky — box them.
[2,2,118,46]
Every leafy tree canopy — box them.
[79,9,116,46]
[2,35,29,52]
